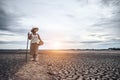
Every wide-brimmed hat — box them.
[31,27,39,32]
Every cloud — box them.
[91,0,120,33]
[0,1,10,30]
[0,0,25,33]
[80,41,103,44]
[0,41,25,44]
[0,33,14,36]
[61,40,103,44]
[101,0,120,6]
[108,38,120,43]
[89,34,110,37]
[75,0,120,32]
[0,0,120,49]
[66,14,75,18]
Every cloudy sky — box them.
[0,0,120,49]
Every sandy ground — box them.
[14,61,52,80]
[0,50,120,80]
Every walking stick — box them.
[26,33,29,63]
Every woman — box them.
[28,27,43,61]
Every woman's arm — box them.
[28,33,32,40]
[38,34,42,41]
[38,34,44,45]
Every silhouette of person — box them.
[28,27,43,61]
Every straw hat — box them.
[31,27,39,32]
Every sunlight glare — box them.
[52,41,62,49]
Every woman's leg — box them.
[30,43,36,61]
[34,44,39,61]
[30,44,34,60]
[30,43,39,61]
[33,54,36,60]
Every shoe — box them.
[30,58,34,61]
[36,57,39,61]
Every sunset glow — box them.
[51,41,62,49]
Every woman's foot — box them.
[30,58,34,61]
[34,57,39,62]
[30,58,38,62]
[36,56,39,61]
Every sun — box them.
[52,41,62,49]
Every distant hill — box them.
[108,48,120,50]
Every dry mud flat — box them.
[15,62,52,80]
[0,50,120,80]
[0,52,26,80]
[39,50,120,80]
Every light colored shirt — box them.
[31,34,40,44]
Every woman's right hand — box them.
[28,32,30,36]
[28,32,32,39]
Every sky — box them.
[0,0,120,49]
